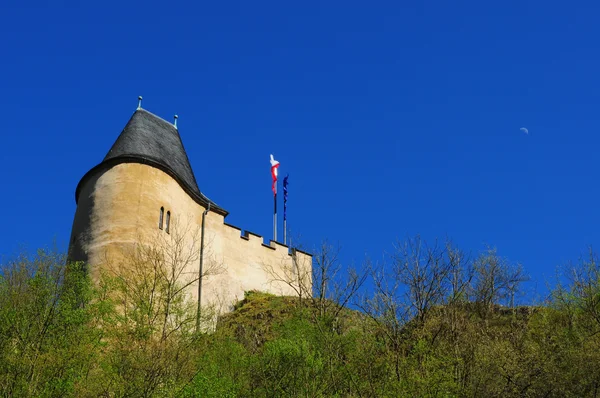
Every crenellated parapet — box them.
[222,222,298,256]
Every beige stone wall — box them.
[69,162,312,313]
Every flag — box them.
[270,154,280,195]
[283,174,289,220]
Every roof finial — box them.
[137,96,143,109]
[174,114,178,129]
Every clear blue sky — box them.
[1,1,599,302]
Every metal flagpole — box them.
[283,174,288,245]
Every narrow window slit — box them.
[159,207,164,229]
[166,211,171,234]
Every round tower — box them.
[68,105,228,278]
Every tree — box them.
[471,247,528,317]
[553,247,600,334]
[260,239,313,305]
[96,215,225,396]
[360,235,457,385]
[391,235,455,325]
[311,241,368,320]
[0,250,105,397]
[445,241,473,306]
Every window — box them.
[159,207,164,229]
[166,211,171,234]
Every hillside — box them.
[216,290,539,347]
[1,252,600,397]
[215,290,364,351]
[205,291,597,398]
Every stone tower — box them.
[68,104,312,313]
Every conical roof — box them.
[75,108,227,215]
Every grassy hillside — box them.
[215,290,363,350]
[209,291,594,398]
[1,249,600,397]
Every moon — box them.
[520,127,529,134]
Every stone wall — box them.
[69,162,312,313]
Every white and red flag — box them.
[270,154,280,195]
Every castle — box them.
[67,101,312,314]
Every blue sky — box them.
[1,0,599,302]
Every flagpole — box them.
[283,174,288,246]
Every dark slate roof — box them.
[75,108,228,216]
[104,109,202,193]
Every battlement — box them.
[222,222,309,258]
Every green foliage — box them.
[0,251,105,397]
[2,245,600,397]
